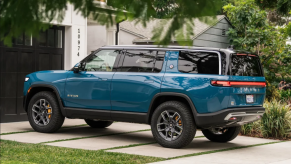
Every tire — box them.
[85,119,113,128]
[151,101,196,149]
[27,91,65,133]
[202,126,241,142]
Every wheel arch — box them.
[147,92,198,125]
[24,84,66,116]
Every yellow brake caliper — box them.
[47,104,51,119]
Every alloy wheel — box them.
[32,99,52,126]
[157,110,183,141]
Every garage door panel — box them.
[17,73,28,97]
[2,73,17,97]
[18,51,35,72]
[2,98,17,115]
[52,54,62,70]
[39,53,50,71]
[2,51,17,72]
[17,97,26,114]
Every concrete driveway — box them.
[1,119,290,164]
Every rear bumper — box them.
[195,107,265,129]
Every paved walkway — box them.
[1,120,290,164]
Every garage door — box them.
[0,26,65,123]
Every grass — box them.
[0,137,286,163]
[0,140,164,164]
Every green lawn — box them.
[0,140,163,164]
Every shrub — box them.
[241,120,261,137]
[261,100,291,139]
[279,90,291,103]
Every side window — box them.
[178,51,219,75]
[84,50,119,72]
[119,50,165,73]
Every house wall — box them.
[87,25,107,54]
[51,4,87,70]
[193,18,232,49]
[119,30,143,45]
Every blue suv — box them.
[23,46,266,148]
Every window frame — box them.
[178,50,222,75]
[117,49,166,73]
[77,49,122,72]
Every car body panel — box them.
[63,71,114,110]
[23,70,69,99]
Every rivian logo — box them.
[67,94,78,98]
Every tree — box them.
[0,0,222,46]
[254,0,291,26]
[224,0,291,83]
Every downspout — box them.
[115,19,126,45]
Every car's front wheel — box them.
[27,91,65,133]
[151,101,196,148]
[202,126,241,142]
[84,119,113,128]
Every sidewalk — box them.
[1,120,289,164]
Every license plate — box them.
[246,95,254,103]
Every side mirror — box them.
[73,66,80,73]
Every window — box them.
[38,28,63,48]
[13,34,32,46]
[232,55,263,77]
[84,50,119,72]
[178,51,219,75]
[119,50,165,73]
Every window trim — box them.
[118,49,166,73]
[178,50,222,75]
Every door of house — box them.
[0,26,65,123]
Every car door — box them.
[64,49,121,111]
[111,50,166,113]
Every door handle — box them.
[144,80,154,83]
[101,78,108,81]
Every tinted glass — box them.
[120,50,165,73]
[56,30,62,48]
[178,51,219,74]
[39,31,47,46]
[84,50,119,72]
[48,29,55,47]
[232,55,262,77]
[24,34,32,46]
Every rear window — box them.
[178,51,219,75]
[231,54,263,77]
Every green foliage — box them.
[0,0,222,46]
[266,83,281,100]
[223,0,291,82]
[241,121,261,136]
[241,100,291,139]
[261,100,291,138]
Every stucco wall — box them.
[87,25,107,54]
[119,30,142,45]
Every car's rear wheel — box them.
[84,119,113,128]
[151,101,196,148]
[202,126,241,142]
[27,91,65,133]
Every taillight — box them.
[211,81,266,87]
